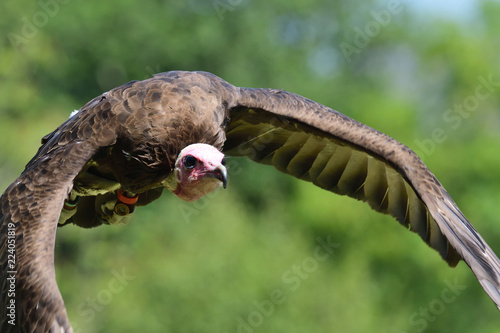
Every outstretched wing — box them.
[0,90,122,332]
[223,87,500,308]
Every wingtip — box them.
[479,279,500,311]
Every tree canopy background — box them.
[1,0,500,332]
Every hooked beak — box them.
[208,164,228,189]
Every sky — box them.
[407,0,481,22]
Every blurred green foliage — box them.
[2,0,500,332]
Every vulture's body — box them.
[1,71,499,332]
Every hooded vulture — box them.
[1,71,499,332]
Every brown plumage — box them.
[1,71,499,332]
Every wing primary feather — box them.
[225,85,500,309]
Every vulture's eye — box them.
[221,157,226,166]
[183,155,197,169]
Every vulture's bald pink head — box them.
[164,143,227,202]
